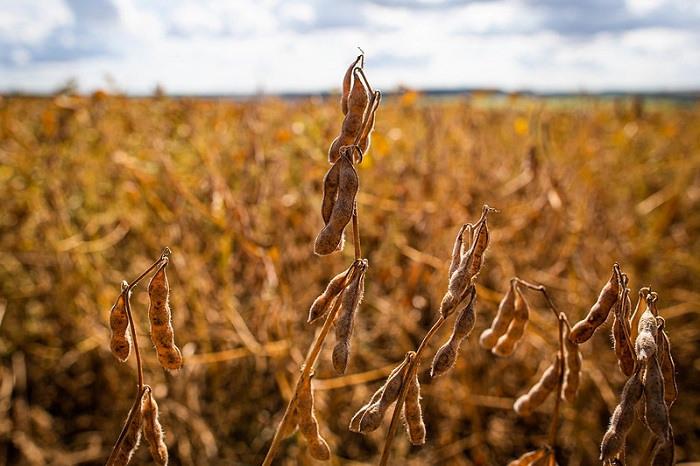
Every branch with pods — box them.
[262,51,382,465]
[106,247,182,466]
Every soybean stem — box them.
[379,316,446,466]
[548,314,566,450]
[262,264,358,466]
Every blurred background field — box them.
[0,92,699,465]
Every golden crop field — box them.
[0,90,698,465]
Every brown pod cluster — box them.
[440,208,492,317]
[612,288,635,377]
[142,387,168,466]
[635,301,658,362]
[643,355,670,441]
[431,286,476,377]
[314,155,359,255]
[308,264,354,324]
[148,259,183,371]
[656,318,677,408]
[402,373,425,445]
[297,374,331,461]
[513,356,561,416]
[479,281,516,349]
[354,353,413,433]
[600,369,644,461]
[492,286,529,357]
[110,281,132,362]
[113,389,147,466]
[562,324,582,402]
[332,261,367,374]
[569,266,620,344]
[328,68,369,164]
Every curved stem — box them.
[379,316,446,466]
[262,263,359,466]
[548,314,566,450]
[352,204,361,261]
[513,278,570,329]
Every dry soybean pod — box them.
[507,448,548,466]
[357,90,381,158]
[314,154,359,255]
[635,294,659,362]
[562,321,582,402]
[493,285,529,357]
[652,426,675,466]
[569,264,620,344]
[655,318,677,408]
[332,261,367,374]
[402,372,425,445]
[480,279,516,349]
[613,285,635,377]
[600,367,644,462]
[328,69,369,164]
[513,355,561,416]
[448,224,470,280]
[359,353,413,433]
[142,387,168,466]
[297,373,331,461]
[643,355,670,441]
[110,281,132,362]
[148,258,183,371]
[431,286,476,377]
[320,161,342,225]
[465,207,492,279]
[629,286,651,343]
[349,384,385,433]
[340,54,364,115]
[308,263,356,324]
[110,388,147,466]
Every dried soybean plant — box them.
[262,51,381,465]
[480,273,575,465]
[106,248,182,466]
[598,288,678,466]
[350,205,496,466]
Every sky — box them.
[1,0,699,95]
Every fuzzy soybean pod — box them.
[643,355,670,441]
[349,382,386,433]
[332,263,367,374]
[148,259,183,371]
[359,353,413,433]
[142,388,168,466]
[110,281,132,362]
[492,286,529,357]
[314,156,359,255]
[297,374,331,461]
[562,324,582,402]
[308,264,354,324]
[635,304,658,362]
[402,373,425,445]
[480,281,516,349]
[358,91,381,157]
[507,448,548,466]
[656,319,678,408]
[600,369,644,461]
[431,286,476,377]
[465,214,490,279]
[569,266,620,344]
[328,70,369,164]
[112,389,147,466]
[513,356,561,416]
[340,55,363,115]
[612,290,635,377]
[630,287,651,343]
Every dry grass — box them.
[0,92,699,464]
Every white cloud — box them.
[0,0,698,93]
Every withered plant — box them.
[262,51,382,465]
[106,248,182,466]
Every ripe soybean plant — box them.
[106,248,182,466]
